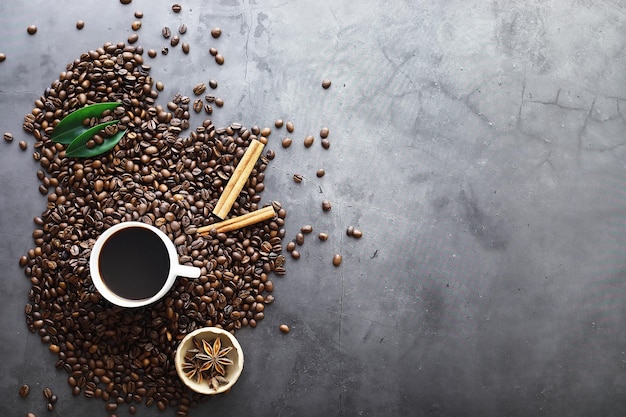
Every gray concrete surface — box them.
[1,0,626,416]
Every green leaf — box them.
[65,121,125,158]
[51,102,122,144]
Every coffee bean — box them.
[211,27,222,38]
[19,384,30,397]
[193,98,203,113]
[316,168,325,177]
[76,20,85,30]
[178,24,187,34]
[209,47,218,56]
[127,33,139,44]
[215,97,224,107]
[346,226,354,236]
[182,42,190,54]
[209,79,218,89]
[295,233,304,245]
[19,140,27,150]
[301,225,313,234]
[281,137,292,148]
[148,49,157,58]
[4,132,13,142]
[105,403,118,412]
[0,53,5,62]
[156,81,164,91]
[286,121,294,133]
[275,119,283,128]
[352,229,363,239]
[333,254,342,266]
[321,139,330,149]
[193,83,206,95]
[290,250,300,259]
[293,174,303,183]
[131,20,142,30]
[161,46,169,55]
[215,53,224,65]
[260,127,271,137]
[286,241,296,252]
[172,3,182,12]
[27,25,37,35]
[320,127,329,138]
[134,10,143,18]
[279,324,290,333]
[304,135,314,147]
[322,79,332,89]
[46,404,54,412]
[162,26,171,39]
[120,0,132,4]
[322,200,332,211]
[318,232,329,241]
[43,387,52,400]
[170,35,180,47]
[26,413,36,417]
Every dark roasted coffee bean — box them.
[134,10,143,18]
[131,20,142,30]
[162,26,171,38]
[0,53,5,62]
[352,229,363,239]
[182,42,190,54]
[286,121,294,133]
[304,135,314,147]
[19,140,27,150]
[161,46,169,55]
[209,79,218,89]
[148,49,157,58]
[322,200,332,211]
[170,35,180,47]
[76,20,85,30]
[333,254,342,266]
[286,241,296,252]
[209,47,218,56]
[290,250,300,259]
[322,79,332,89]
[27,25,37,35]
[26,413,36,417]
[172,3,182,12]
[295,233,304,245]
[346,226,354,236]
[275,119,283,128]
[19,384,30,397]
[3,132,13,142]
[211,27,222,38]
[193,83,206,96]
[293,174,303,183]
[279,324,290,333]
[301,225,313,234]
[215,54,224,65]
[215,97,224,107]
[318,232,329,241]
[128,33,139,44]
[178,24,187,34]
[316,168,325,177]
[43,387,52,399]
[46,404,54,412]
[281,137,292,148]
[193,99,203,113]
[120,0,132,3]
[320,127,329,138]
[321,139,330,149]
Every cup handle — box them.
[174,264,201,279]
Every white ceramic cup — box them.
[89,221,201,308]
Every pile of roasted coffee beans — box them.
[20,40,285,416]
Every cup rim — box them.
[89,221,181,308]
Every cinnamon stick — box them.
[198,205,276,235]
[212,139,265,219]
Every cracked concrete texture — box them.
[1,0,626,416]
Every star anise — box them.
[195,337,233,376]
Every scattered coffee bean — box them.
[134,10,143,18]
[4,132,13,142]
[286,241,296,252]
[211,27,222,38]
[321,138,330,149]
[170,35,180,47]
[209,47,218,56]
[322,79,332,89]
[275,119,284,128]
[182,42,190,54]
[286,121,294,133]
[26,413,36,417]
[293,174,303,183]
[172,3,182,12]
[76,20,85,30]
[209,79,218,89]
[105,403,118,412]
[193,83,206,95]
[19,255,28,267]
[120,0,132,4]
[162,26,171,39]
[50,395,58,404]
[215,53,224,65]
[215,97,224,107]
[318,232,329,241]
[260,126,271,137]
[304,135,314,147]
[131,20,142,30]
[316,168,325,177]
[148,49,157,58]
[291,250,300,259]
[352,229,363,239]
[301,225,313,234]
[322,200,332,211]
[27,25,37,35]
[43,387,52,400]
[333,254,343,266]
[0,53,5,62]
[19,384,30,397]
[178,23,187,34]
[320,127,329,138]
[156,81,164,90]
[19,140,27,150]
[161,46,169,55]
[295,233,305,245]
[46,404,54,412]
[127,33,138,44]
[346,226,354,236]
[279,324,290,333]
[281,137,292,148]
[193,98,203,113]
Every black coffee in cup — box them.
[98,226,170,300]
